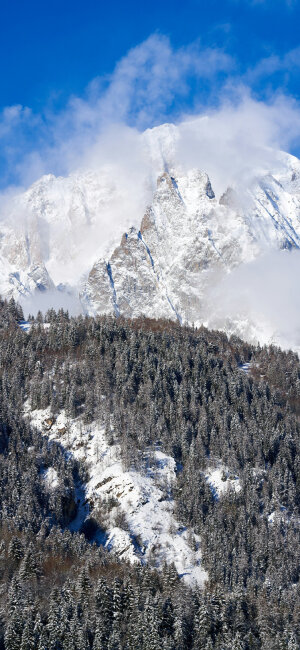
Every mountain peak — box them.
[0,124,299,349]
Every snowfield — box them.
[25,405,208,587]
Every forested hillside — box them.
[0,297,299,649]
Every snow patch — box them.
[205,466,241,500]
[41,466,59,490]
[267,505,289,524]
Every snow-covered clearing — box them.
[267,505,299,526]
[205,465,241,500]
[268,510,284,524]
[25,405,207,586]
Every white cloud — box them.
[246,46,300,84]
[85,35,234,129]
[207,249,300,350]
[0,35,234,188]
[175,93,300,196]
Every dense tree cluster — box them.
[0,296,299,648]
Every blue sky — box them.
[1,0,300,187]
[1,0,300,109]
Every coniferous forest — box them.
[0,296,299,649]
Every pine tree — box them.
[4,612,23,650]
[20,620,36,650]
[107,623,122,650]
[33,613,43,648]
[193,600,211,649]
[232,631,245,650]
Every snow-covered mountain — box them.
[1,122,300,347]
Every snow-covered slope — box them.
[26,405,207,587]
[1,122,300,347]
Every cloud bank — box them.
[206,250,300,351]
[20,289,82,320]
